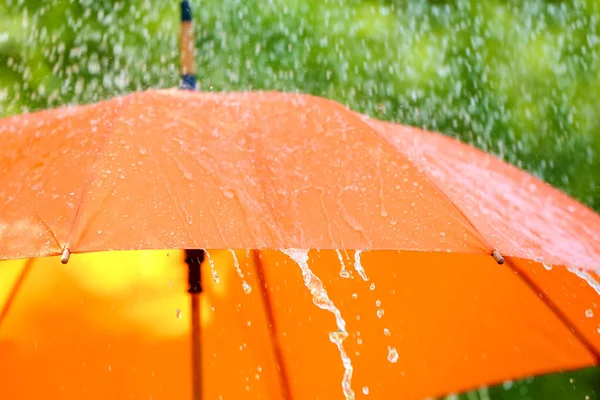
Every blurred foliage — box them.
[0,0,599,397]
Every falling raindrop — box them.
[353,250,369,281]
[387,346,398,363]
[230,249,252,294]
[204,250,220,284]
[282,249,355,400]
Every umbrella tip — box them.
[492,250,504,265]
[61,248,71,264]
[181,0,192,22]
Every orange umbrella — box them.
[1,87,600,399]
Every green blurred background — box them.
[0,0,599,398]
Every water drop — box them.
[383,328,391,336]
[585,309,594,318]
[387,346,399,363]
[223,189,234,199]
[352,293,358,299]
[375,299,381,307]
[542,261,552,270]
[176,308,182,319]
[362,386,369,395]
[369,283,375,291]
[377,309,385,319]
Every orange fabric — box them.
[0,250,598,400]
[1,90,599,398]
[1,90,599,271]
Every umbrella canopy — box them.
[1,89,599,399]
[0,250,599,399]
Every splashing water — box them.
[204,250,220,284]
[282,249,355,400]
[567,268,600,296]
[229,249,252,294]
[337,249,351,279]
[353,250,369,281]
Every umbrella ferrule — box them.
[61,248,71,264]
[492,250,504,265]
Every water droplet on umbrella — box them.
[370,283,375,290]
[205,250,220,284]
[375,299,381,307]
[377,309,385,319]
[353,250,369,281]
[362,386,369,395]
[383,328,391,336]
[585,309,594,318]
[387,346,398,363]
[351,293,358,299]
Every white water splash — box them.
[281,249,355,400]
[353,250,369,281]
[337,249,351,278]
[567,268,600,296]
[229,249,252,294]
[204,249,220,284]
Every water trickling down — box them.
[337,249,351,279]
[229,249,252,294]
[353,250,369,281]
[282,249,355,400]
[567,268,600,296]
[204,250,220,284]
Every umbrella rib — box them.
[251,250,293,400]
[504,258,600,363]
[0,258,34,332]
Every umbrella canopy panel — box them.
[1,89,599,272]
[0,250,598,399]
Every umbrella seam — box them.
[504,257,600,364]
[0,258,34,333]
[326,104,494,253]
[63,97,125,253]
[252,250,293,400]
